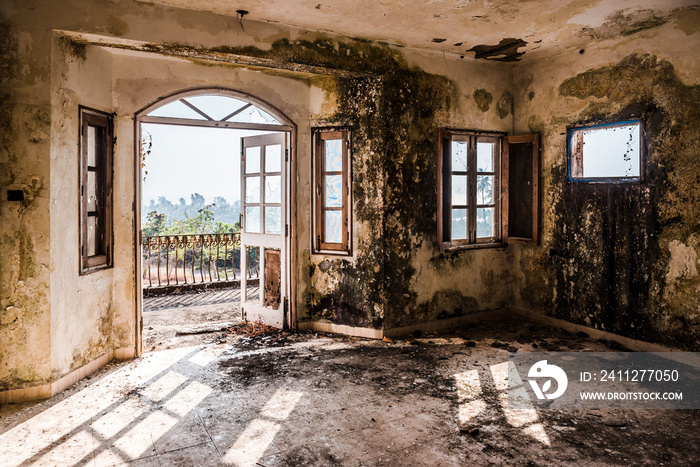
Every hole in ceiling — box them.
[432,38,447,43]
[467,38,527,62]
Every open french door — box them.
[240,133,288,328]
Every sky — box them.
[581,123,640,178]
[141,123,276,205]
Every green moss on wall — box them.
[275,37,465,329]
[58,35,87,61]
[0,22,18,88]
[473,89,492,112]
[496,91,514,119]
[18,226,36,281]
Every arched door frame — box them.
[133,87,298,356]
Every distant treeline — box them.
[143,193,240,236]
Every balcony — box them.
[142,233,259,291]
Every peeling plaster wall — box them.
[0,7,52,392]
[50,40,116,379]
[511,16,700,350]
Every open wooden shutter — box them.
[502,134,539,245]
[437,129,451,251]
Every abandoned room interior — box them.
[1,0,699,465]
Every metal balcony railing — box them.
[142,233,259,289]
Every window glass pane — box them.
[228,105,281,125]
[147,100,208,120]
[244,246,260,302]
[87,171,97,211]
[324,210,342,243]
[265,144,282,173]
[451,209,467,240]
[477,207,495,238]
[87,216,97,256]
[580,123,640,178]
[477,142,494,172]
[245,146,261,174]
[451,175,467,206]
[451,141,467,172]
[245,176,260,203]
[245,206,261,233]
[185,95,247,121]
[476,175,494,205]
[87,126,97,166]
[265,207,281,234]
[265,175,281,204]
[324,139,343,172]
[325,175,343,208]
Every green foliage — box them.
[143,211,167,236]
[142,193,240,235]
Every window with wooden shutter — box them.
[502,134,539,245]
[438,129,539,250]
[80,107,114,273]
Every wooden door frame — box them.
[133,87,298,356]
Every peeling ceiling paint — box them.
[139,0,698,60]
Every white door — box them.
[240,133,287,328]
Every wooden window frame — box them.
[439,129,539,251]
[567,119,645,183]
[438,129,504,251]
[79,107,114,274]
[313,128,351,255]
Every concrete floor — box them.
[1,318,698,466]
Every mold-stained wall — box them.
[511,13,700,350]
[300,48,515,330]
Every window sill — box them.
[312,249,353,257]
[80,264,113,276]
[444,242,507,253]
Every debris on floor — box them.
[2,316,699,466]
[175,321,238,335]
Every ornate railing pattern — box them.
[142,233,259,288]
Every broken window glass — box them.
[569,121,641,180]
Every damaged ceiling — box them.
[141,0,697,61]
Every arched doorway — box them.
[134,89,295,354]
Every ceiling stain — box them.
[467,38,527,62]
[579,9,669,39]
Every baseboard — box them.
[510,307,676,352]
[384,309,508,338]
[114,346,135,359]
[297,321,383,339]
[0,346,134,404]
[297,309,508,340]
[0,384,52,405]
